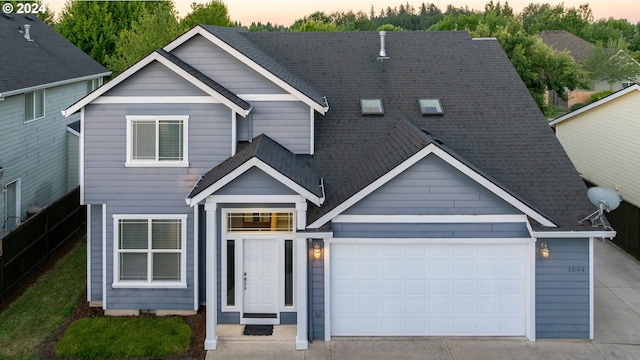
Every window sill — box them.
[125,161,189,168]
[24,116,45,124]
[112,282,187,289]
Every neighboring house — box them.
[0,13,110,236]
[540,30,640,110]
[549,84,640,258]
[63,26,614,350]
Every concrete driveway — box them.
[207,240,640,360]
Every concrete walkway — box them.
[206,240,640,360]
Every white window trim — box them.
[112,214,188,289]
[24,90,45,123]
[220,208,297,313]
[125,115,189,167]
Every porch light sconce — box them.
[540,241,550,258]
[0,166,4,178]
[313,240,322,259]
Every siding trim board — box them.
[333,214,528,224]
[63,51,251,118]
[163,27,328,115]
[309,144,557,228]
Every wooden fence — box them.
[0,187,85,302]
[607,200,640,261]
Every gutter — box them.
[0,72,112,98]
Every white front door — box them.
[243,238,279,318]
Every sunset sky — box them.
[44,0,640,25]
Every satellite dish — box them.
[587,186,621,213]
[580,186,621,230]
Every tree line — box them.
[16,1,640,115]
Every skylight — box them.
[360,99,384,115]
[418,99,444,115]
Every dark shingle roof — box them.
[0,13,109,95]
[188,134,322,199]
[231,30,594,231]
[199,25,326,107]
[156,49,251,111]
[539,30,594,64]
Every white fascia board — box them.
[163,26,327,115]
[308,144,556,228]
[549,84,640,126]
[332,214,528,223]
[186,158,323,206]
[0,72,111,98]
[328,237,534,244]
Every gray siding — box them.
[89,204,103,302]
[170,35,312,154]
[67,131,79,191]
[216,167,297,196]
[171,35,284,94]
[104,61,208,97]
[536,238,590,339]
[344,155,520,215]
[310,240,325,339]
[83,100,230,310]
[333,222,530,238]
[252,101,311,154]
[0,81,86,227]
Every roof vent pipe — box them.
[379,31,387,57]
[24,24,33,41]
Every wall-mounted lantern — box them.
[540,241,550,258]
[0,166,5,178]
[313,240,322,259]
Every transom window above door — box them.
[227,212,293,232]
[125,115,189,167]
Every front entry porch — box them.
[204,204,311,351]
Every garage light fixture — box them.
[540,241,550,258]
[313,240,322,259]
[0,166,4,178]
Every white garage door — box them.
[330,242,527,336]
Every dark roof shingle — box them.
[0,13,109,95]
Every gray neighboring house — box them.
[0,13,110,236]
[63,26,615,350]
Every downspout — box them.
[307,238,314,343]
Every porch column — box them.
[296,234,308,350]
[204,202,217,350]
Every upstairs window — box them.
[360,99,384,115]
[126,115,188,167]
[418,99,444,115]
[24,90,45,122]
[87,78,103,93]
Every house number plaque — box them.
[568,267,586,273]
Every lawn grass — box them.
[56,317,191,359]
[0,239,87,360]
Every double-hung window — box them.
[114,215,187,288]
[24,90,45,122]
[126,115,188,167]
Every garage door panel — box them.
[331,242,527,337]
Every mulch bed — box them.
[34,297,208,360]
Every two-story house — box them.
[63,26,614,350]
[0,13,110,235]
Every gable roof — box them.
[549,84,640,126]
[230,30,595,232]
[539,30,594,64]
[308,119,556,228]
[63,49,251,117]
[186,134,324,206]
[0,13,110,97]
[163,25,328,114]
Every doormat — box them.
[243,325,274,336]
